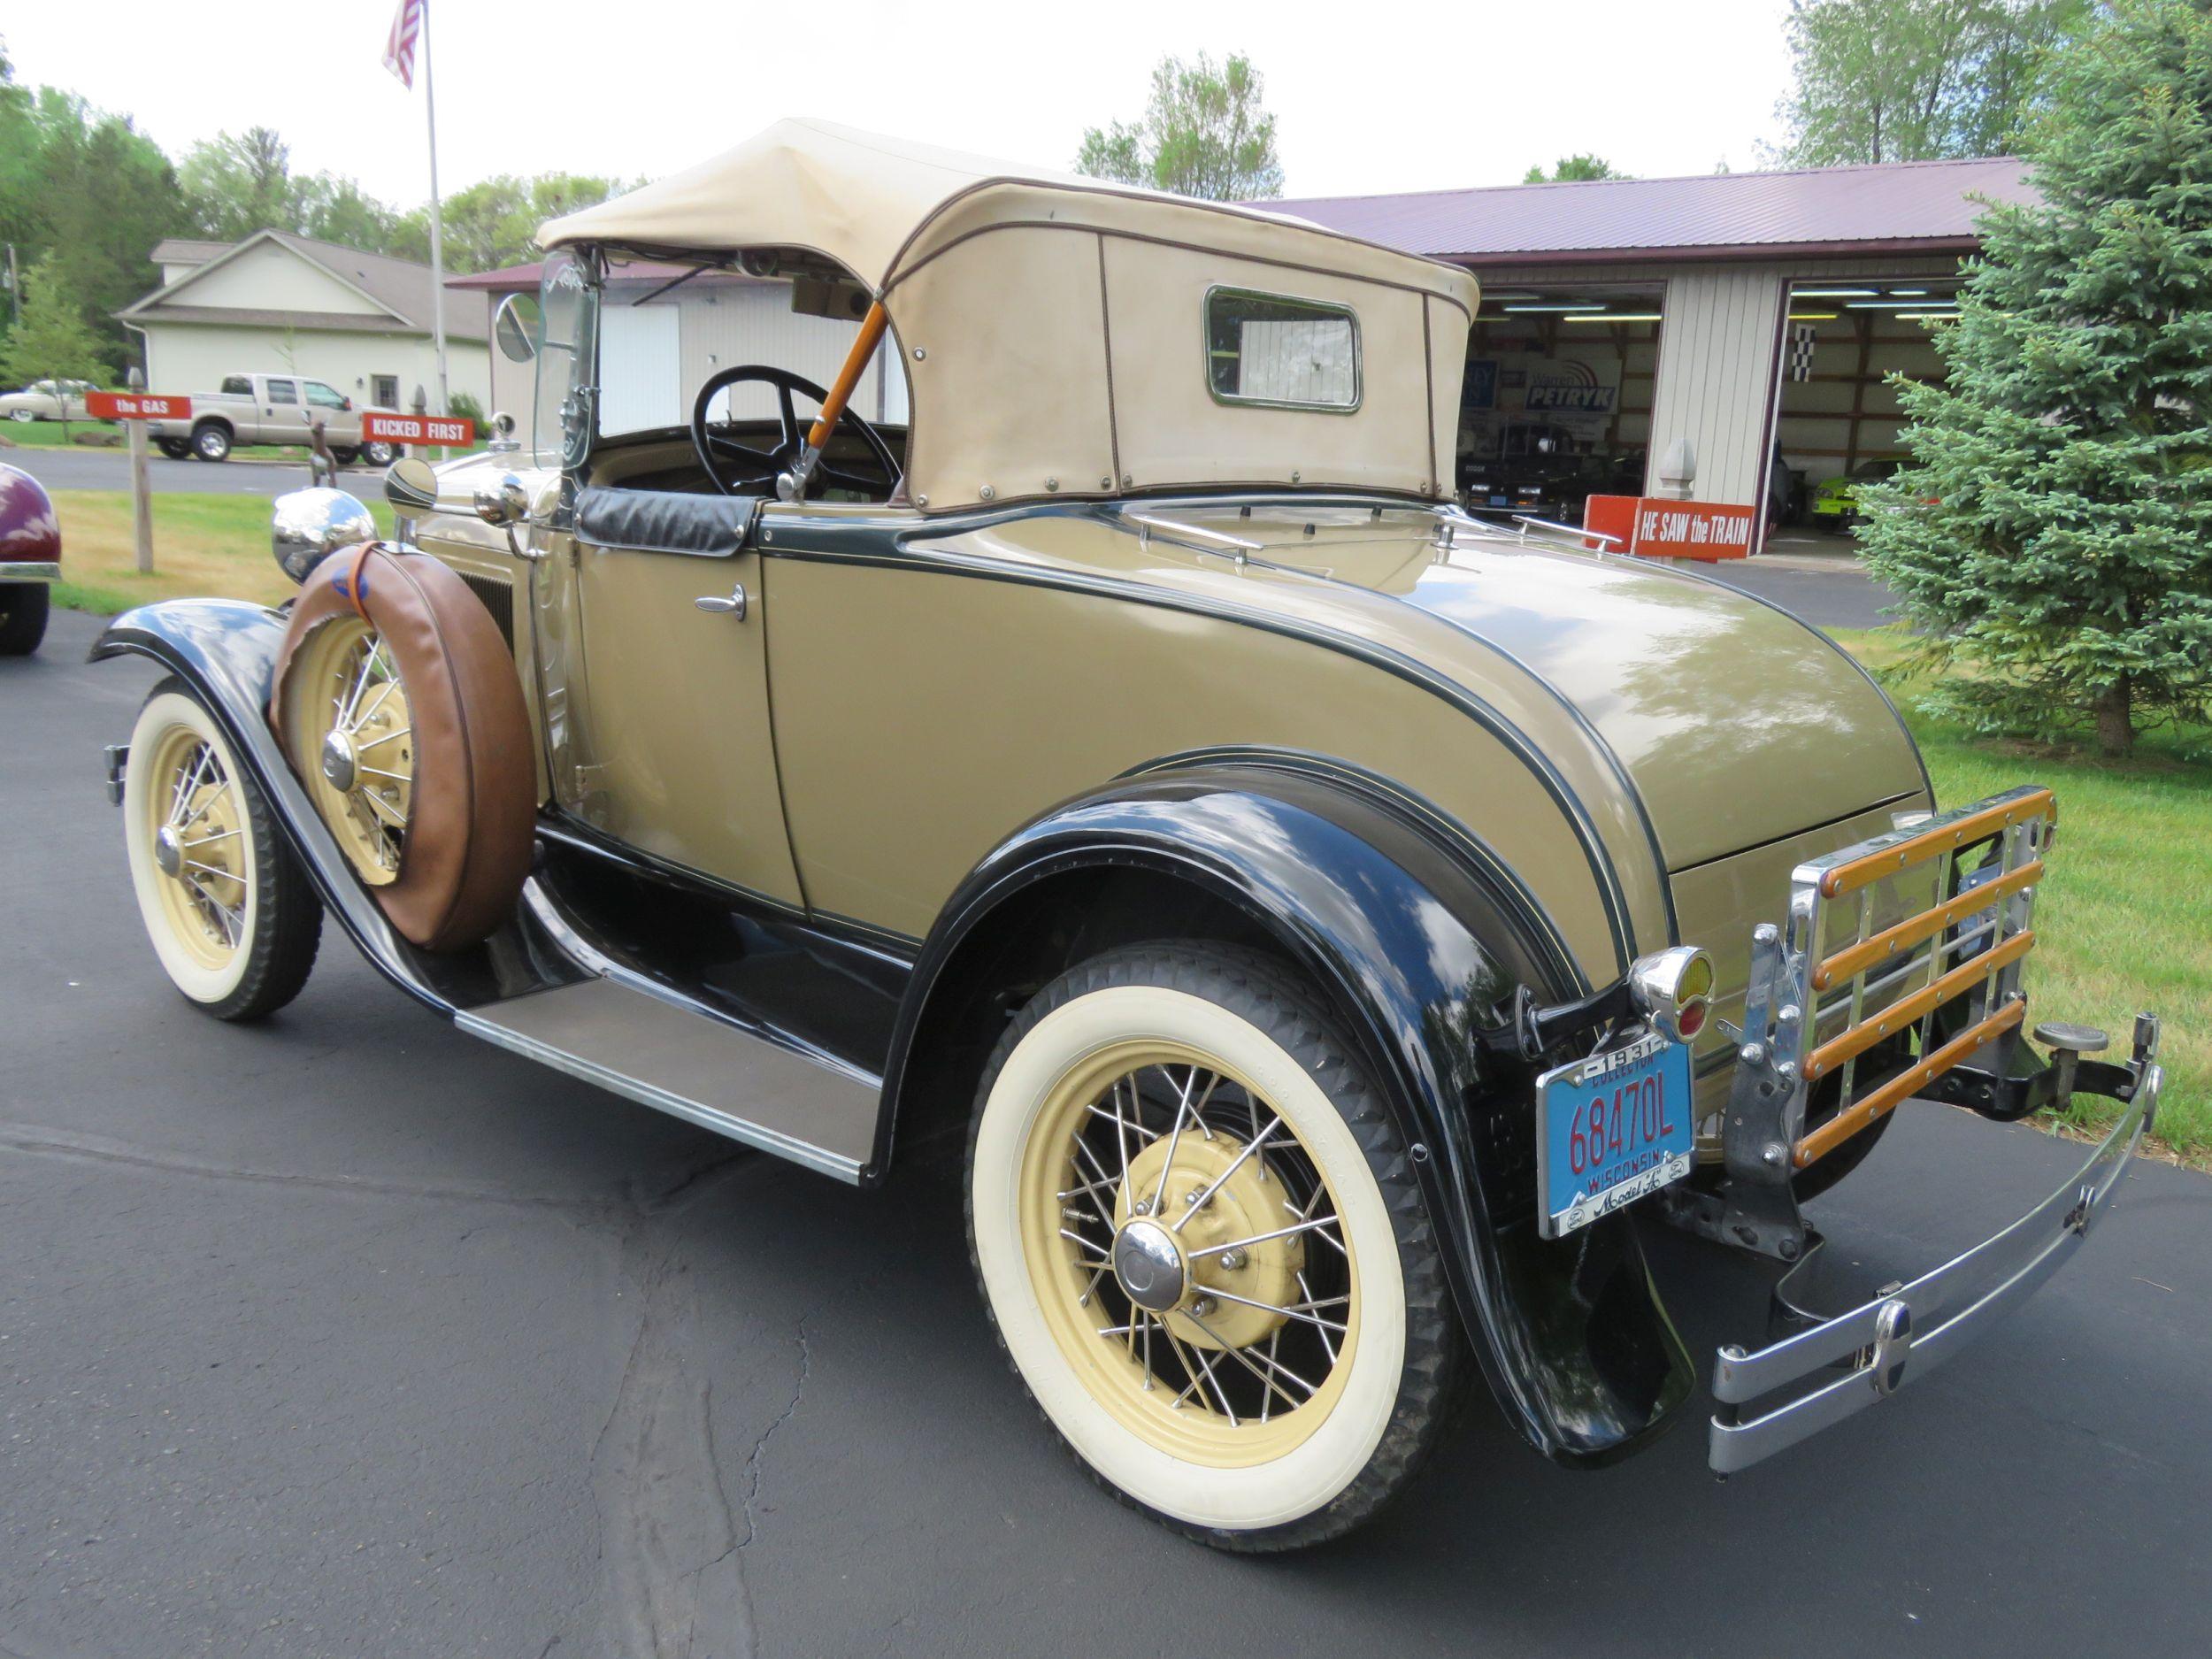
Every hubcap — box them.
[153,824,184,877]
[1111,1218,1187,1312]
[319,728,358,791]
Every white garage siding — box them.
[673,280,908,425]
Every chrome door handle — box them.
[695,583,748,619]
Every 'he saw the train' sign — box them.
[1581,495,1758,561]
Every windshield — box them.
[534,250,599,467]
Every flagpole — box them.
[421,0,450,419]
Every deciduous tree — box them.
[0,251,111,387]
[1076,52,1284,200]
[1777,0,2085,165]
[1857,0,2212,756]
[1522,155,1628,182]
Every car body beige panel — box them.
[897,227,1116,508]
[1673,800,1935,1148]
[1101,240,1437,498]
[896,507,1676,950]
[566,542,804,908]
[764,546,1636,978]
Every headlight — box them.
[1627,945,1716,1045]
[271,487,376,585]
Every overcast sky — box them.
[11,1,1793,209]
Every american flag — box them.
[382,0,424,89]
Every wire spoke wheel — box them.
[1025,1046,1359,1463]
[285,618,414,885]
[142,724,250,971]
[970,947,1456,1548]
[121,682,321,1020]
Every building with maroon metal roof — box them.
[1262,156,2028,538]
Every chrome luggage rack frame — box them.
[1435,509,1623,559]
[1676,785,2166,1472]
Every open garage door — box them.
[1768,279,1957,548]
[1455,284,1661,526]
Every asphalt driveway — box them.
[4,609,2204,1658]
[0,444,380,499]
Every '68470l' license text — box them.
[1533,1029,1694,1239]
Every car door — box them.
[260,377,305,444]
[303,380,354,443]
[550,490,804,910]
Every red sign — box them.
[86,391,189,421]
[363,411,476,447]
[1583,495,1759,561]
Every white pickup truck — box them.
[148,373,398,465]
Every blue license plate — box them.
[1534,1031,1695,1238]
[1488,494,1510,507]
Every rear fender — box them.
[886,756,1693,1464]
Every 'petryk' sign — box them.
[363,411,476,447]
[87,392,190,420]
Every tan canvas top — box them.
[540,118,1472,298]
[541,119,1482,511]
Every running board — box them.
[456,978,878,1183]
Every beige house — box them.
[120,232,490,414]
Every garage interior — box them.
[1456,283,1663,525]
[1768,276,1958,538]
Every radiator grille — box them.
[458,571,515,654]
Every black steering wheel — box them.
[688,365,902,501]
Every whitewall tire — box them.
[965,943,1459,1550]
[122,681,321,1020]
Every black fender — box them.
[884,753,1693,1465]
[89,598,555,1014]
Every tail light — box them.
[1628,946,1716,1046]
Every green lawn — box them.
[0,418,123,448]
[46,489,393,614]
[1833,627,2209,1164]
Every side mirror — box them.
[494,292,543,364]
[272,487,377,584]
[473,473,528,527]
[384,456,440,514]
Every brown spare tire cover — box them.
[270,542,534,951]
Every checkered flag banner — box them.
[1787,324,1817,382]
[382,0,424,88]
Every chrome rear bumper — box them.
[1709,1014,2162,1474]
[2,561,60,584]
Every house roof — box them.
[1265,156,2034,267]
[119,229,489,341]
[150,237,232,266]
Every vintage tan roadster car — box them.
[94,120,2163,1549]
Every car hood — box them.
[1143,507,1927,873]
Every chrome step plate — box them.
[457,978,877,1181]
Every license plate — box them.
[1489,494,1510,507]
[1534,1030,1694,1238]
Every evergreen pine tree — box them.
[1859,0,2212,757]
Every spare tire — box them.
[270,542,534,951]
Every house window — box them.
[372,374,399,408]
[1203,288,1361,411]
